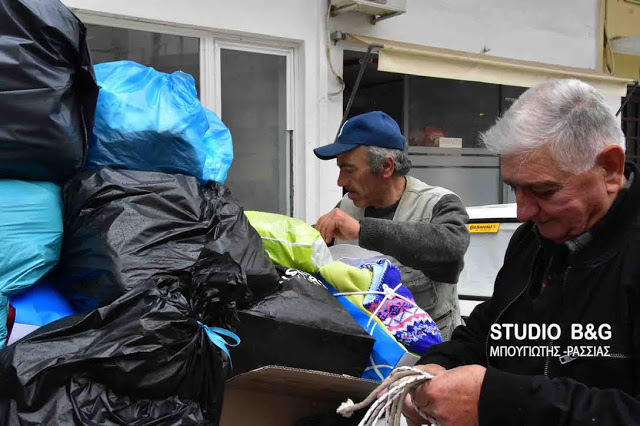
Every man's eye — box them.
[532,188,556,197]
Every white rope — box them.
[333,283,418,330]
[337,366,437,426]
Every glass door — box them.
[216,43,293,214]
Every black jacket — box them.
[419,163,640,425]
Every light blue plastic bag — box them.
[88,61,233,183]
[0,180,63,347]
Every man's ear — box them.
[595,145,625,194]
[380,156,395,178]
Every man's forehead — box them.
[501,151,567,185]
[337,146,366,166]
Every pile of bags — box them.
[1,281,233,424]
[0,1,271,424]
[1,1,445,424]
[245,213,443,381]
[0,0,97,346]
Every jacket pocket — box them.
[434,309,454,341]
[402,267,438,311]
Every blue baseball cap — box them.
[314,111,405,160]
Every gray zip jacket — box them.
[335,175,470,341]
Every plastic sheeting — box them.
[88,61,233,183]
[0,0,98,182]
[57,167,278,315]
[245,211,333,275]
[0,280,230,425]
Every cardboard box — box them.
[220,366,378,426]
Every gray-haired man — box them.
[403,79,640,426]
[314,111,470,341]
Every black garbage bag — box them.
[57,167,279,314]
[0,279,232,425]
[0,0,98,182]
[230,267,375,377]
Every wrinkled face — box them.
[501,149,612,243]
[337,146,383,208]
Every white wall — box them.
[331,0,600,68]
[64,0,318,41]
[62,0,613,222]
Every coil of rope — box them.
[337,366,437,426]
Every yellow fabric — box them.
[320,260,413,353]
[318,261,394,335]
[347,34,631,96]
[245,211,331,275]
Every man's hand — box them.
[402,365,486,426]
[400,364,446,425]
[314,208,360,244]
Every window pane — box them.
[221,49,288,214]
[500,85,527,114]
[85,24,200,93]
[343,51,404,127]
[408,77,499,148]
[622,87,640,167]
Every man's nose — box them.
[337,172,347,188]
[516,189,539,223]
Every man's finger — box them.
[322,227,334,244]
[314,215,330,241]
[402,392,429,426]
[317,215,336,244]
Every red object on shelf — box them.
[6,303,16,346]
[409,126,446,146]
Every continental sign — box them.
[468,223,500,233]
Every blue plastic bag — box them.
[0,180,63,347]
[88,61,233,183]
[10,280,76,327]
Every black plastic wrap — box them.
[0,0,98,182]
[0,280,229,425]
[57,167,279,317]
[231,267,375,377]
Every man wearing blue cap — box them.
[314,111,470,340]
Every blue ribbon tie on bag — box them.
[197,321,240,366]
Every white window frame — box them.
[211,40,295,214]
[73,11,303,216]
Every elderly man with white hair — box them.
[403,79,640,426]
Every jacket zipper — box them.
[559,352,631,365]
[544,340,554,375]
[609,352,632,359]
[543,266,571,376]
[485,247,540,366]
